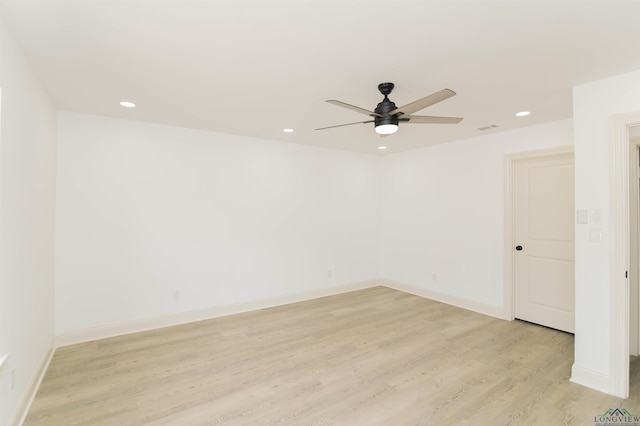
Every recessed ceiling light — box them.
[283,128,294,133]
[515,111,530,117]
[378,146,387,150]
[120,101,136,108]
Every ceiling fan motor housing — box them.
[374,94,399,128]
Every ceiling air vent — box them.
[477,124,499,131]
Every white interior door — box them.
[514,153,575,333]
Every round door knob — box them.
[515,245,523,251]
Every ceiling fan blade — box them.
[326,100,383,118]
[389,89,456,116]
[316,120,375,130]
[403,115,463,124]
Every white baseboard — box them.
[45,281,621,410]
[56,280,382,347]
[55,279,507,348]
[381,279,508,320]
[570,363,613,395]
[11,339,55,426]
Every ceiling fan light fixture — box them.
[375,123,398,135]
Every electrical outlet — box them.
[327,269,333,279]
[589,226,604,242]
[173,290,181,301]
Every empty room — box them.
[2,1,640,425]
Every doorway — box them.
[609,112,640,398]
[627,127,640,356]
[513,152,575,332]
[504,146,575,332]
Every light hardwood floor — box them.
[25,286,640,425]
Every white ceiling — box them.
[2,0,640,154]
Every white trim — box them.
[570,364,612,395]
[382,279,508,320]
[56,279,511,348]
[629,138,640,357]
[608,112,640,398]
[10,339,55,426]
[55,280,381,347]
[503,146,575,322]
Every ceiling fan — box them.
[316,82,463,135]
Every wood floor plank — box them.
[24,287,640,425]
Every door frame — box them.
[610,111,640,398]
[629,137,640,357]
[503,146,575,321]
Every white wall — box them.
[572,68,640,391]
[55,112,381,334]
[379,119,573,310]
[0,16,57,426]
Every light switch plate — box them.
[577,209,588,224]
[591,209,604,225]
